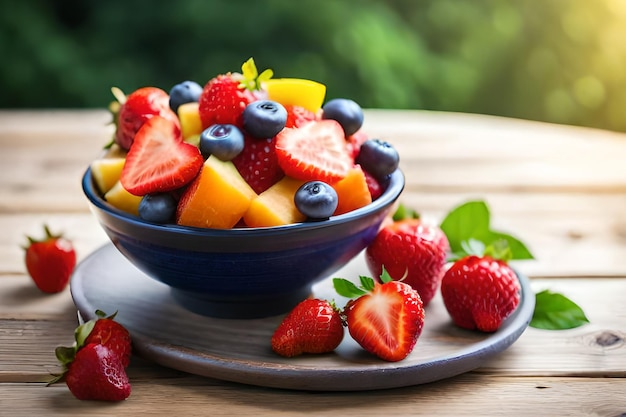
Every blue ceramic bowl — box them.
[82,168,404,319]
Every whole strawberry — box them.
[334,271,425,362]
[441,244,521,332]
[113,86,180,150]
[365,213,449,306]
[24,225,76,293]
[64,343,131,401]
[198,58,272,129]
[52,310,132,401]
[272,299,344,357]
[78,310,132,368]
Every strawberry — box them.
[79,311,132,368]
[334,271,425,362]
[198,74,255,129]
[365,215,449,306]
[275,119,353,183]
[120,116,203,196]
[113,86,180,150]
[231,134,284,194]
[346,129,369,160]
[198,58,272,129]
[441,249,521,332]
[52,310,132,401]
[363,169,383,200]
[24,225,76,293]
[271,299,344,357]
[64,343,131,401]
[284,104,317,128]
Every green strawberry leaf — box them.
[359,275,376,291]
[333,278,367,298]
[530,290,590,330]
[379,267,394,283]
[392,204,419,221]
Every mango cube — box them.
[176,155,257,229]
[244,176,306,227]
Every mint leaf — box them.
[440,200,534,261]
[530,290,589,330]
[440,200,490,255]
[488,231,534,260]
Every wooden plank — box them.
[3,110,626,215]
[2,376,625,416]
[1,278,624,383]
[2,188,626,278]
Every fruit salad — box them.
[90,58,400,229]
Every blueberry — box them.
[242,100,287,139]
[199,124,245,161]
[139,193,177,224]
[294,181,339,220]
[169,81,203,113]
[356,139,400,180]
[322,98,363,136]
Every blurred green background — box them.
[2,0,626,131]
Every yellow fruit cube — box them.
[176,156,257,229]
[177,102,203,139]
[104,181,142,216]
[263,78,326,113]
[244,176,306,227]
[91,158,126,194]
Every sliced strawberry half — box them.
[284,104,317,128]
[120,116,203,196]
[334,272,425,362]
[275,119,353,183]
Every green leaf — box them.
[54,345,76,366]
[359,275,376,291]
[530,290,590,330]
[440,200,490,254]
[379,267,393,283]
[74,319,96,348]
[333,278,367,298]
[488,231,534,260]
[439,200,534,261]
[392,204,419,221]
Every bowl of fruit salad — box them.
[82,58,404,319]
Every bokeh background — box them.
[2,0,626,132]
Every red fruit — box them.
[82,312,132,368]
[120,116,203,196]
[198,74,256,129]
[271,299,344,357]
[284,104,317,128]
[114,86,180,150]
[340,277,425,362]
[275,119,353,183]
[441,255,521,332]
[231,134,284,194]
[24,225,76,294]
[365,219,449,306]
[346,129,369,160]
[65,343,131,401]
[363,170,383,200]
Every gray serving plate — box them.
[71,243,535,391]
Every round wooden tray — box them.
[70,243,534,391]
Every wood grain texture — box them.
[1,110,626,415]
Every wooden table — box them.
[1,110,625,416]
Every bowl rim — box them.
[82,167,405,237]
